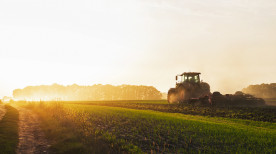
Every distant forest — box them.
[242,83,276,98]
[13,84,162,101]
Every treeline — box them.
[13,84,162,101]
[242,83,276,98]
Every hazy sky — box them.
[0,0,276,97]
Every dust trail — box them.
[13,106,50,154]
[0,104,6,121]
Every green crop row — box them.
[68,101,276,122]
[65,104,275,153]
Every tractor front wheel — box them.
[167,88,178,104]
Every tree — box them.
[242,83,276,98]
[12,84,162,101]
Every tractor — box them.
[167,72,265,107]
[167,72,210,104]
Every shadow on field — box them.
[0,105,19,154]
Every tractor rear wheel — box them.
[177,85,190,103]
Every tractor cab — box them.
[176,72,201,84]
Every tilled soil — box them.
[14,106,50,154]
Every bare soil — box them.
[14,106,50,154]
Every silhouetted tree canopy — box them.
[13,84,162,101]
[242,83,276,98]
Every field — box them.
[265,98,276,106]
[21,100,276,153]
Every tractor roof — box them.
[180,72,201,76]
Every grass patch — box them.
[0,105,19,154]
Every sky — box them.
[0,0,276,97]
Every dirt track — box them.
[14,106,50,154]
